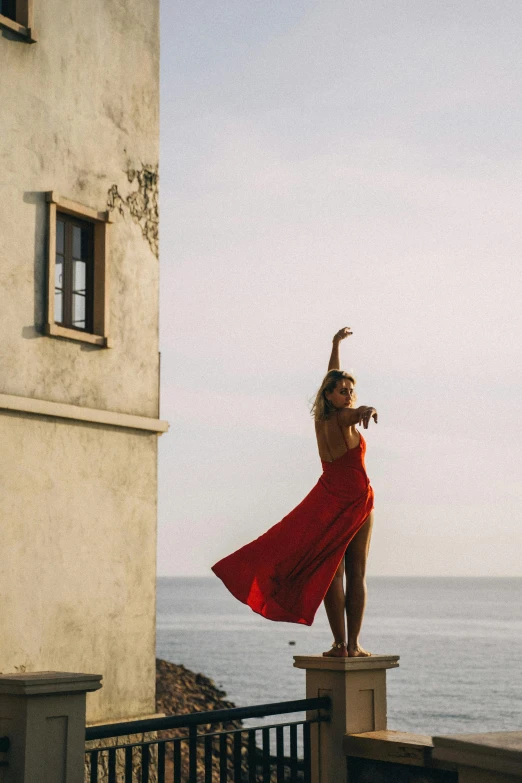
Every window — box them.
[0,0,36,41]
[46,192,112,348]
[54,214,94,332]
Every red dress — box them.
[211,413,374,626]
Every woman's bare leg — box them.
[322,558,348,656]
[344,512,374,657]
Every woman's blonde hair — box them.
[311,369,356,421]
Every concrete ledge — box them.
[433,732,522,777]
[294,654,400,672]
[0,671,103,696]
[45,322,109,347]
[344,730,457,771]
[0,392,169,434]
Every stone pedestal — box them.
[294,654,400,783]
[0,671,102,783]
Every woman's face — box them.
[326,379,355,410]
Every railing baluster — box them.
[141,742,150,783]
[290,723,298,783]
[219,732,228,783]
[84,697,330,783]
[174,738,182,783]
[276,725,285,783]
[157,741,166,783]
[108,747,117,783]
[189,725,198,783]
[262,727,271,783]
[247,728,257,782]
[204,733,213,783]
[89,749,99,783]
[233,730,242,783]
[124,744,133,783]
[303,721,311,783]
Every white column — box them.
[0,671,102,783]
[294,654,400,783]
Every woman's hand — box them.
[358,406,378,429]
[333,327,353,343]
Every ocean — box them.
[157,576,522,737]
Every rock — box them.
[155,658,305,782]
[156,658,238,723]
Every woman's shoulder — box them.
[315,411,336,428]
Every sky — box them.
[157,0,522,577]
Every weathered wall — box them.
[0,0,160,416]
[0,413,158,722]
[0,0,161,723]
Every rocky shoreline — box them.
[156,657,239,717]
[155,658,304,782]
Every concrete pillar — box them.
[0,671,102,783]
[294,654,400,783]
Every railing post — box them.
[0,671,102,783]
[294,654,400,783]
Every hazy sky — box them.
[157,1,522,577]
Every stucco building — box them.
[0,0,166,724]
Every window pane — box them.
[72,293,86,329]
[0,0,17,21]
[72,260,86,294]
[72,226,82,259]
[56,220,65,254]
[54,214,94,333]
[81,226,91,259]
[55,255,64,289]
[54,291,63,323]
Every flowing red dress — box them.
[211,413,374,626]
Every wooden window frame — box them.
[46,192,112,348]
[0,0,37,42]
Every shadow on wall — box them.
[23,190,47,338]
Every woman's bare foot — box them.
[322,642,348,657]
[347,645,372,657]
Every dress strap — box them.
[336,410,350,449]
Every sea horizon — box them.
[157,576,522,736]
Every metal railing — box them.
[85,696,330,782]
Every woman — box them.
[211,327,377,658]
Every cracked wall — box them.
[108,165,159,258]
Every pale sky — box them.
[157,0,522,577]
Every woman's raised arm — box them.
[328,327,352,371]
[339,405,378,429]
